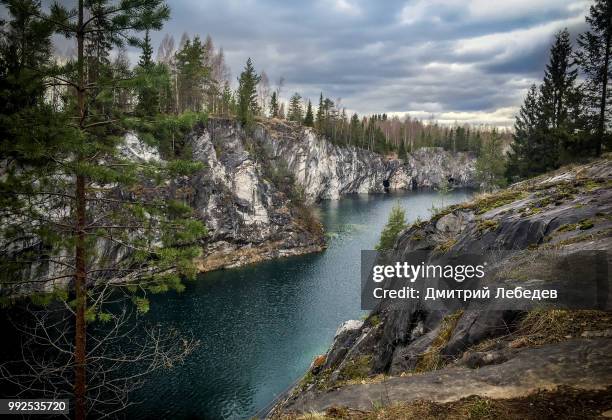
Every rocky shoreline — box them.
[271,157,612,418]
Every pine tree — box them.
[220,81,234,116]
[476,129,507,191]
[541,29,578,129]
[0,0,52,115]
[0,2,205,417]
[175,36,209,113]
[288,92,303,123]
[139,29,154,67]
[398,139,407,160]
[135,27,161,116]
[507,30,581,181]
[375,203,406,251]
[506,85,548,180]
[303,100,314,127]
[237,57,260,127]
[316,92,324,130]
[269,91,279,118]
[575,0,612,155]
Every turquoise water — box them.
[128,190,471,419]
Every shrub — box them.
[376,203,407,251]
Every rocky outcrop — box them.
[253,119,476,202]
[184,120,326,271]
[189,118,476,270]
[284,338,612,413]
[273,158,612,417]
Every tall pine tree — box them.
[575,0,612,155]
[303,100,314,127]
[0,1,205,417]
[237,57,260,127]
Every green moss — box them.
[429,206,454,223]
[556,218,595,234]
[368,314,381,327]
[477,219,499,232]
[520,206,544,217]
[339,355,372,380]
[415,310,463,373]
[581,179,604,191]
[295,368,333,393]
[410,217,426,229]
[557,223,578,233]
[467,398,495,419]
[467,190,528,215]
[548,228,612,248]
[435,238,457,253]
[411,233,424,241]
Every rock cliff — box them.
[273,157,612,418]
[1,117,478,295]
[188,118,476,271]
[253,119,476,202]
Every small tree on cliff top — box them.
[376,203,407,251]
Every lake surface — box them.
[127,190,472,419]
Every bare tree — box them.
[0,292,197,419]
[258,71,271,114]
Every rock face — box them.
[284,338,612,413]
[253,119,476,202]
[274,158,612,416]
[188,118,476,270]
[185,120,326,271]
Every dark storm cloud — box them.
[35,0,593,125]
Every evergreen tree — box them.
[506,85,548,180]
[112,47,133,112]
[375,203,406,251]
[269,91,279,118]
[139,29,154,68]
[0,0,52,115]
[316,92,324,130]
[0,2,204,418]
[398,139,407,160]
[541,29,578,129]
[507,30,581,181]
[288,92,303,123]
[575,0,612,155]
[135,27,162,116]
[476,129,507,191]
[303,100,314,127]
[175,36,209,113]
[236,57,260,127]
[220,81,234,116]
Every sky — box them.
[153,0,591,126]
[35,0,594,126]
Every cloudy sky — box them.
[45,0,592,126]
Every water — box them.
[127,190,471,419]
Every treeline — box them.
[279,92,511,157]
[82,28,509,159]
[507,0,611,181]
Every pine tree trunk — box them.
[75,174,87,420]
[74,1,87,418]
[598,23,611,156]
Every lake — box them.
[127,189,472,419]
